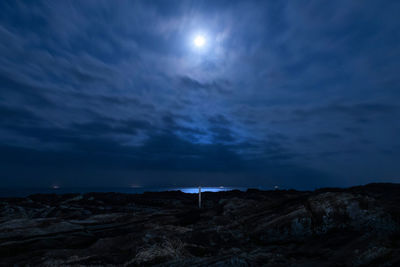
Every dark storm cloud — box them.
[0,0,399,188]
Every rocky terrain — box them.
[0,183,399,266]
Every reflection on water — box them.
[173,187,239,193]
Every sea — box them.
[0,186,254,198]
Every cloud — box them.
[178,75,231,94]
[208,114,230,125]
[0,105,41,124]
[292,103,399,124]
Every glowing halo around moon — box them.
[194,35,206,47]
[189,32,211,54]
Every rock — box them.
[0,183,399,266]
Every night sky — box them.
[1,1,399,189]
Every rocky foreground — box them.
[0,184,399,266]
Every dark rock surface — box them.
[0,183,399,266]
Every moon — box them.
[194,35,206,47]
